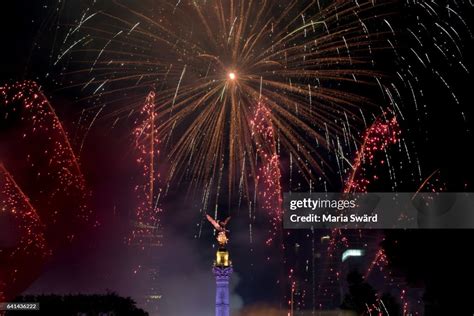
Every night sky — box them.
[2,1,474,315]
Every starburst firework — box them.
[56,0,392,195]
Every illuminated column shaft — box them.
[212,266,233,316]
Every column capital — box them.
[212,266,233,279]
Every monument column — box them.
[206,215,233,316]
[213,263,233,316]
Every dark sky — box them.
[1,1,474,315]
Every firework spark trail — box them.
[79,104,106,154]
[365,245,414,314]
[393,0,473,127]
[0,81,90,227]
[54,36,88,66]
[365,248,389,279]
[250,102,294,308]
[250,103,283,246]
[344,115,400,193]
[129,91,163,248]
[0,165,49,302]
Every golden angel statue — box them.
[206,214,231,247]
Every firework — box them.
[250,102,283,245]
[48,0,473,202]
[55,0,393,195]
[0,81,90,246]
[129,91,163,248]
[41,1,473,313]
[310,115,402,311]
[0,165,49,302]
[344,114,400,193]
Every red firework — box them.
[0,81,90,240]
[343,115,412,314]
[344,115,400,193]
[0,165,50,301]
[250,102,283,246]
[314,115,407,312]
[1,81,91,300]
[129,91,162,248]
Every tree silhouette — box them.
[341,270,377,315]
